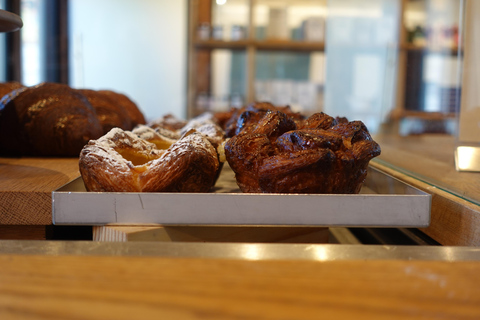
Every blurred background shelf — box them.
[188,0,463,135]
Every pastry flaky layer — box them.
[79,128,220,193]
[224,110,381,194]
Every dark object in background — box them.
[0,82,103,156]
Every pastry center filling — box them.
[152,140,173,150]
[116,148,160,166]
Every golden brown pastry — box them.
[0,81,24,100]
[98,90,146,128]
[77,89,132,133]
[0,82,103,156]
[179,113,226,149]
[132,124,179,150]
[149,114,187,131]
[79,127,220,192]
[225,110,381,194]
[212,108,236,130]
[147,112,227,161]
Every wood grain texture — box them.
[371,134,480,247]
[93,225,329,243]
[0,226,47,240]
[0,157,80,225]
[0,254,479,319]
[371,161,480,246]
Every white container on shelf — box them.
[267,7,289,40]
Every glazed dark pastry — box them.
[0,82,103,156]
[225,110,381,194]
[98,90,146,128]
[78,89,132,133]
[224,102,304,137]
[297,112,338,130]
[79,128,219,192]
[149,114,188,132]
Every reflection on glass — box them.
[21,0,45,86]
[255,51,325,114]
[403,0,462,136]
[325,0,400,134]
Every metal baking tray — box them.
[52,166,431,227]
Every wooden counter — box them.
[1,241,479,319]
[0,157,79,239]
[0,157,79,225]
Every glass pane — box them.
[401,0,462,135]
[253,0,327,41]
[254,50,325,113]
[21,0,45,86]
[196,49,246,114]
[325,0,401,134]
[69,0,187,121]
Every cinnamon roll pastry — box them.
[225,110,381,194]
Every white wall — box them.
[69,0,187,121]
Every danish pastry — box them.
[79,128,220,193]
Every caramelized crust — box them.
[224,102,304,137]
[98,90,146,128]
[77,89,132,133]
[79,128,220,193]
[297,112,338,130]
[225,110,381,194]
[0,81,24,100]
[149,114,188,132]
[0,82,103,156]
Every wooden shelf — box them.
[194,39,325,52]
[400,42,462,54]
[401,110,457,120]
[256,40,325,52]
[194,39,250,50]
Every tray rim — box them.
[52,166,431,227]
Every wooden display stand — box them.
[0,157,80,240]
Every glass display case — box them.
[186,0,480,247]
[0,0,479,247]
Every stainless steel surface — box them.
[1,240,480,261]
[455,146,480,172]
[52,166,431,227]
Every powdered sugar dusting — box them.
[178,113,225,148]
[86,127,164,168]
[151,130,214,166]
[133,125,179,143]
